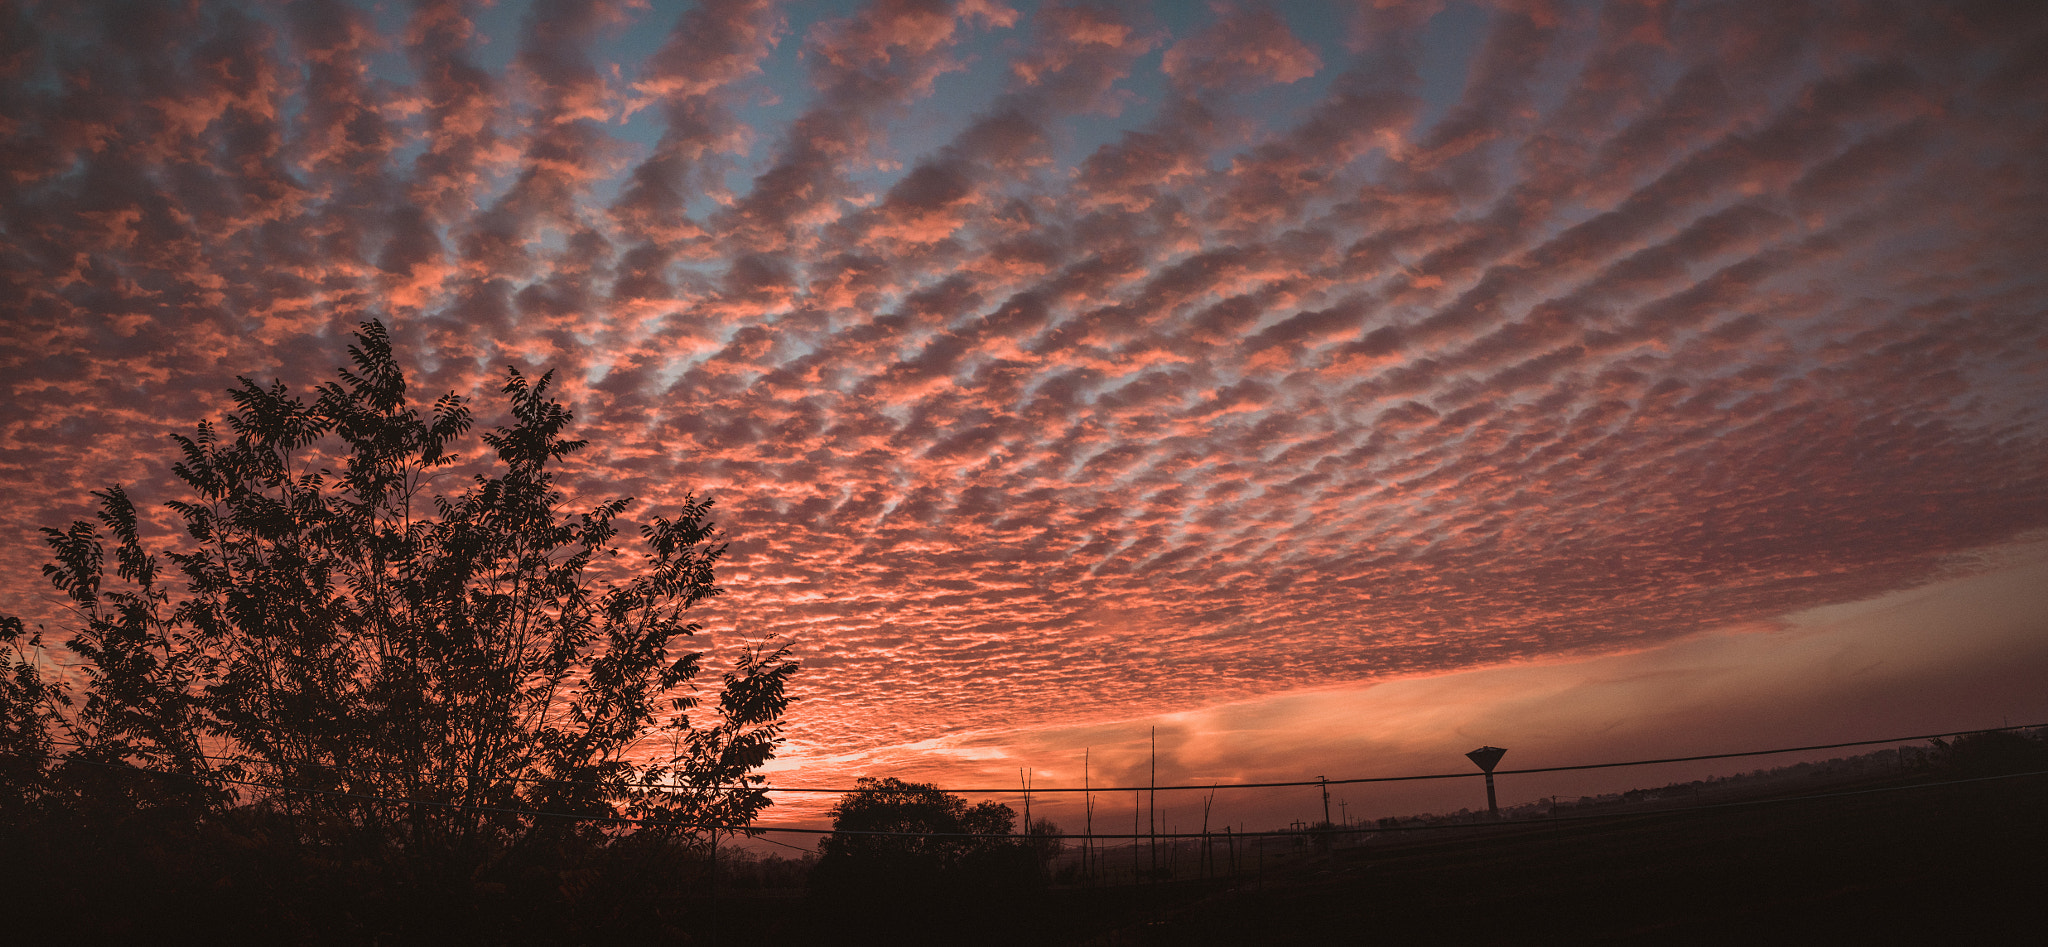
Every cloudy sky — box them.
[4,0,2046,832]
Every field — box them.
[11,759,2042,944]
[1057,770,2048,945]
[738,765,2047,945]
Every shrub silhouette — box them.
[811,777,1056,920]
[1931,729,2048,778]
[0,320,796,884]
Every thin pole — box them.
[1170,823,1178,878]
[1200,785,1213,878]
[1149,727,1157,876]
[1083,748,1093,881]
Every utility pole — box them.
[1083,748,1093,881]
[1201,784,1217,879]
[1319,775,1332,828]
[1149,726,1157,876]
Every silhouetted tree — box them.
[0,321,796,874]
[1930,729,2048,778]
[0,617,63,820]
[810,777,1064,943]
[813,777,1034,890]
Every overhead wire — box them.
[37,722,2044,796]
[22,726,2044,841]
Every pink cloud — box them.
[1161,4,1320,91]
[2,0,2046,804]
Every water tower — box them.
[1465,746,1507,819]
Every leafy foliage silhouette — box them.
[812,777,1059,907]
[0,321,796,876]
[1929,728,2048,777]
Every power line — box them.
[29,722,2047,797]
[750,833,818,855]
[750,722,2048,794]
[45,754,2048,840]
[1320,767,2048,837]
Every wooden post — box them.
[1200,786,1213,878]
[1148,727,1157,877]
[1083,748,1093,882]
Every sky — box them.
[3,0,2047,838]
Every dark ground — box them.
[11,768,2043,944]
[1071,771,2047,946]
[747,769,2047,945]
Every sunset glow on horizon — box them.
[4,0,2046,834]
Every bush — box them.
[1,321,799,926]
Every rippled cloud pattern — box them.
[3,0,2046,766]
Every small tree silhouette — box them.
[0,320,796,873]
[1929,729,2048,778]
[812,777,1055,902]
